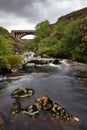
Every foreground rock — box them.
[10,88,80,124]
[35,95,53,110]
[51,103,80,122]
[11,86,35,98]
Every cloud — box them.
[0,0,86,31]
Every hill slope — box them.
[28,7,87,63]
[0,26,23,55]
[0,26,23,74]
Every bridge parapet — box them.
[11,30,35,40]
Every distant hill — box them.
[57,7,87,23]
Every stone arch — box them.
[11,30,35,40]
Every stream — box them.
[0,62,87,130]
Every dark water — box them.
[0,63,87,130]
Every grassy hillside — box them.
[0,26,23,74]
[0,26,23,53]
[28,7,87,63]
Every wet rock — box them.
[22,51,54,67]
[22,104,40,116]
[11,65,22,73]
[50,103,80,122]
[23,51,36,58]
[53,59,60,64]
[10,99,21,115]
[59,59,72,65]
[24,63,36,68]
[11,86,35,98]
[10,89,80,124]
[35,95,53,110]
[75,71,87,80]
[42,54,49,58]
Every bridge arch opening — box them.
[11,30,35,40]
[22,34,35,39]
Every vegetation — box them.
[27,7,87,63]
[0,27,23,74]
[0,7,87,74]
[6,54,22,68]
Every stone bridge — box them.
[11,30,35,40]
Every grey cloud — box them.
[0,0,86,30]
[0,0,50,23]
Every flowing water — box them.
[0,62,87,130]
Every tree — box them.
[35,20,51,40]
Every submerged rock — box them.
[22,104,40,116]
[11,86,35,98]
[10,99,21,115]
[51,103,80,122]
[35,95,53,110]
[75,71,87,80]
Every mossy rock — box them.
[35,95,53,110]
[11,87,35,98]
[51,103,80,122]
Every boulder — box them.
[59,59,72,65]
[53,59,60,64]
[11,87,35,98]
[50,103,80,122]
[35,95,53,110]
[24,63,36,68]
[42,54,49,58]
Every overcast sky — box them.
[0,0,87,33]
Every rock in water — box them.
[75,71,87,80]
[11,86,35,98]
[35,95,53,110]
[10,99,21,115]
[51,103,80,122]
[22,104,40,116]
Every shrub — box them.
[72,43,87,63]
[6,54,22,68]
[63,19,83,50]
